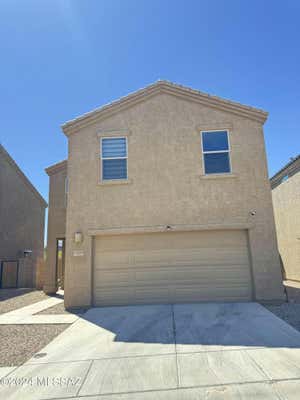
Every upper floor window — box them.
[101,137,128,180]
[201,130,231,174]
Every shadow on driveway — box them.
[79,302,300,349]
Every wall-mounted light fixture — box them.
[74,232,83,244]
[23,249,32,257]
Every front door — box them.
[56,238,65,289]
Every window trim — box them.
[200,129,232,175]
[100,136,128,181]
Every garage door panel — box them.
[94,287,173,306]
[94,284,251,306]
[134,287,173,304]
[95,253,132,269]
[173,286,251,302]
[95,248,249,270]
[94,270,133,286]
[93,230,252,305]
[94,264,251,289]
[133,248,249,267]
[96,230,248,252]
[171,267,250,283]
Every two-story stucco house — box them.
[0,144,47,288]
[271,155,300,282]
[44,81,284,308]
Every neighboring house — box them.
[44,80,284,308]
[270,155,300,281]
[0,144,47,288]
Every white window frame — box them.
[201,129,232,175]
[100,136,128,181]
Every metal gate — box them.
[0,260,19,288]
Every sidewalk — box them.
[0,297,79,325]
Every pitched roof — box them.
[62,80,268,136]
[0,144,47,207]
[270,155,300,189]
[45,159,67,176]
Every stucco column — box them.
[64,232,93,308]
[248,224,285,302]
[43,235,58,294]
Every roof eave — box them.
[61,81,268,137]
[45,159,68,176]
[270,154,300,183]
[0,145,47,208]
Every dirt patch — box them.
[36,303,89,315]
[0,324,69,367]
[0,290,54,315]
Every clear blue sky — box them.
[1,0,299,204]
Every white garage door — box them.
[93,230,252,306]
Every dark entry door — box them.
[0,261,19,288]
[56,239,65,289]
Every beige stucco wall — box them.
[272,172,300,281]
[0,147,46,287]
[44,162,67,293]
[61,92,284,307]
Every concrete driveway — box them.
[1,302,300,399]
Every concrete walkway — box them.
[1,302,300,399]
[0,297,79,325]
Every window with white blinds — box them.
[100,137,128,180]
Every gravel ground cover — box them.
[36,303,89,315]
[0,324,69,367]
[264,303,300,332]
[0,289,52,315]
